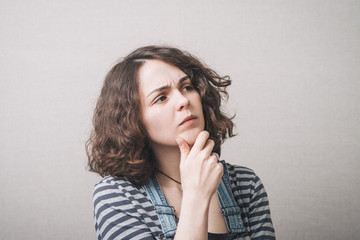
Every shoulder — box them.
[223,161,269,204]
[93,175,150,198]
[93,176,162,239]
[224,162,255,176]
[224,162,260,187]
[94,176,141,197]
[223,161,276,238]
[93,176,153,216]
[94,176,137,201]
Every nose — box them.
[175,91,190,111]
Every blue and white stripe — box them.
[93,162,275,239]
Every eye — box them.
[154,95,167,104]
[182,84,194,92]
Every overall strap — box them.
[142,174,177,239]
[216,160,246,233]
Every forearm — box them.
[174,194,210,240]
[174,132,223,240]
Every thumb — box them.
[176,137,190,163]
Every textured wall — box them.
[1,0,359,239]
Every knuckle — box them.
[205,155,217,167]
[208,139,215,146]
[200,152,208,161]
[210,155,218,163]
[211,152,219,159]
[216,163,223,174]
[200,131,209,139]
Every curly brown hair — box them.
[86,45,235,185]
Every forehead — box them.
[138,60,187,94]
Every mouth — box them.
[179,115,197,126]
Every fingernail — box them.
[176,138,183,147]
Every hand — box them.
[176,131,223,200]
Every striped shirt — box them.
[93,162,275,240]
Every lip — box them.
[179,115,197,126]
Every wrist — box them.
[182,187,214,203]
[181,192,211,214]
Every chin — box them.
[180,128,203,146]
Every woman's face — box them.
[138,60,205,149]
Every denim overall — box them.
[142,160,246,240]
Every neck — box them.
[151,143,182,187]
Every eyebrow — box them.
[146,76,190,98]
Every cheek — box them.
[142,110,172,137]
[143,113,158,132]
[193,93,203,109]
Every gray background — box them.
[1,0,359,239]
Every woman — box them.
[87,46,275,240]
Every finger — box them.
[192,131,210,152]
[211,152,219,162]
[202,139,215,156]
[215,162,224,177]
[210,152,219,162]
[176,137,190,163]
[208,153,219,165]
[208,156,223,176]
[205,155,223,180]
